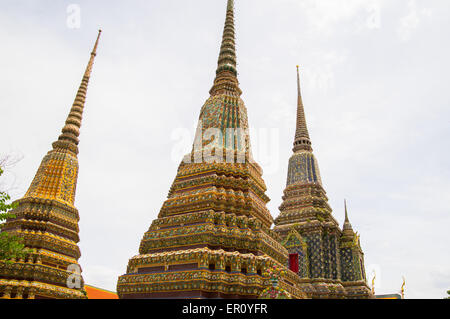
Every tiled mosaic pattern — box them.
[287,152,322,186]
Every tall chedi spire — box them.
[274,67,373,299]
[117,1,306,299]
[209,0,241,97]
[52,30,101,155]
[0,31,101,299]
[293,66,312,152]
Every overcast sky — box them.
[0,0,449,299]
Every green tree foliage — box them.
[0,166,29,262]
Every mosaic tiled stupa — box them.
[0,31,101,299]
[273,66,373,299]
[117,0,306,299]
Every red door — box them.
[289,254,299,273]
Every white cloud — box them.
[82,265,121,292]
[397,0,433,42]
[288,0,385,34]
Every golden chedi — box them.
[0,31,101,299]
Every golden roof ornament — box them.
[401,276,406,299]
[371,271,376,295]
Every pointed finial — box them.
[342,199,354,234]
[371,271,376,295]
[209,0,242,96]
[344,199,349,222]
[401,276,406,299]
[52,30,102,155]
[293,65,312,153]
[91,29,102,56]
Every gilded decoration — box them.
[0,30,101,299]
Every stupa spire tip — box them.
[344,199,349,221]
[292,64,312,152]
[343,199,354,232]
[53,30,101,154]
[209,0,241,96]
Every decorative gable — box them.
[282,229,307,251]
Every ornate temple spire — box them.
[52,30,102,155]
[275,66,373,299]
[118,1,308,299]
[0,31,102,299]
[293,66,312,153]
[209,0,242,97]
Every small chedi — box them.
[117,0,307,299]
[0,31,101,299]
[273,66,373,298]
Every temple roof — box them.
[85,285,118,299]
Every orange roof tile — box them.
[85,285,119,299]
